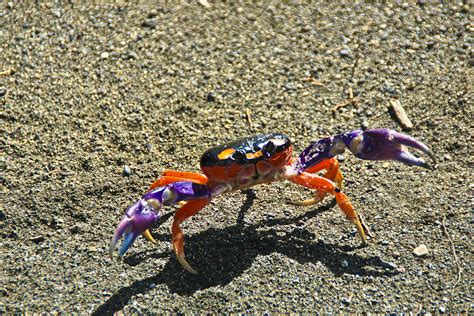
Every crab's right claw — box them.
[109,199,161,258]
[352,129,437,169]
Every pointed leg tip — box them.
[177,255,199,274]
[143,229,158,245]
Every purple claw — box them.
[350,128,436,168]
[109,199,161,257]
[295,128,435,173]
[110,181,211,257]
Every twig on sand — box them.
[245,108,253,128]
[300,77,325,87]
[442,215,462,289]
[198,0,211,8]
[331,87,360,116]
[389,99,413,131]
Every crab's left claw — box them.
[348,128,437,169]
[109,199,161,257]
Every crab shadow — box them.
[94,192,399,315]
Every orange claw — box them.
[171,198,210,274]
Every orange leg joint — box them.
[290,158,344,206]
[287,171,371,244]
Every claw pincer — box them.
[296,128,436,173]
[109,182,210,258]
[111,129,435,274]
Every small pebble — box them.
[147,9,158,18]
[100,52,109,59]
[70,223,87,234]
[206,92,216,102]
[198,0,211,8]
[439,306,446,313]
[284,83,297,91]
[382,261,398,270]
[339,49,350,57]
[141,19,157,29]
[30,236,45,244]
[127,51,138,60]
[123,165,131,176]
[341,260,349,268]
[413,244,429,257]
[426,41,436,49]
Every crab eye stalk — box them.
[262,140,276,156]
[232,150,247,162]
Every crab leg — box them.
[172,198,210,274]
[286,171,372,244]
[162,170,209,182]
[291,157,344,206]
[149,171,208,191]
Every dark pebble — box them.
[206,92,216,102]
[30,235,45,244]
[127,51,138,59]
[0,88,6,97]
[70,224,85,234]
[141,19,157,29]
[426,42,436,49]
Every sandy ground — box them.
[1,1,472,314]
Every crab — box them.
[110,128,435,274]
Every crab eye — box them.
[232,150,247,162]
[262,141,276,156]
